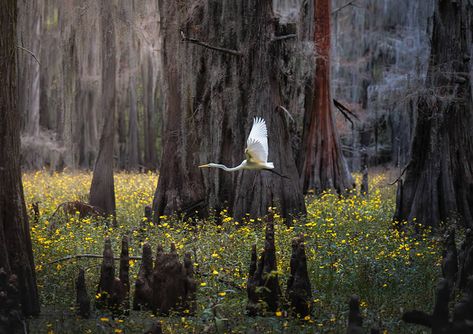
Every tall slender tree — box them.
[298,0,353,194]
[0,0,40,316]
[394,0,473,227]
[89,0,117,219]
[18,0,41,138]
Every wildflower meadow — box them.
[24,170,440,333]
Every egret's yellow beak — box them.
[199,164,210,168]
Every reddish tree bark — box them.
[298,0,353,194]
[0,0,40,316]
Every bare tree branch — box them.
[271,34,297,42]
[47,254,142,265]
[277,105,295,123]
[388,162,410,185]
[333,99,360,121]
[333,99,354,126]
[17,45,40,65]
[332,0,360,15]
[180,31,243,57]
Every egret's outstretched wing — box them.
[245,117,269,163]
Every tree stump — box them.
[287,235,312,317]
[0,268,23,334]
[347,296,363,334]
[76,268,90,318]
[346,295,380,334]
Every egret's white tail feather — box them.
[266,162,274,169]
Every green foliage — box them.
[24,171,440,333]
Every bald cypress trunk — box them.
[142,53,158,170]
[394,0,473,227]
[0,0,40,316]
[153,0,305,222]
[126,2,139,171]
[298,0,353,195]
[18,0,41,138]
[89,0,116,218]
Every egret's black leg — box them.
[264,169,290,179]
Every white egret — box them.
[199,117,287,178]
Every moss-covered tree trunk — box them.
[153,0,305,222]
[394,0,473,227]
[0,0,40,316]
[298,0,353,194]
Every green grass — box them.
[24,171,440,333]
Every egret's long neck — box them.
[212,161,246,172]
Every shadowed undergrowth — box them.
[23,171,440,333]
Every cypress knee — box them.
[76,268,90,318]
[287,236,312,317]
[133,243,154,310]
[96,238,115,310]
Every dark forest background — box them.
[17,0,437,173]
